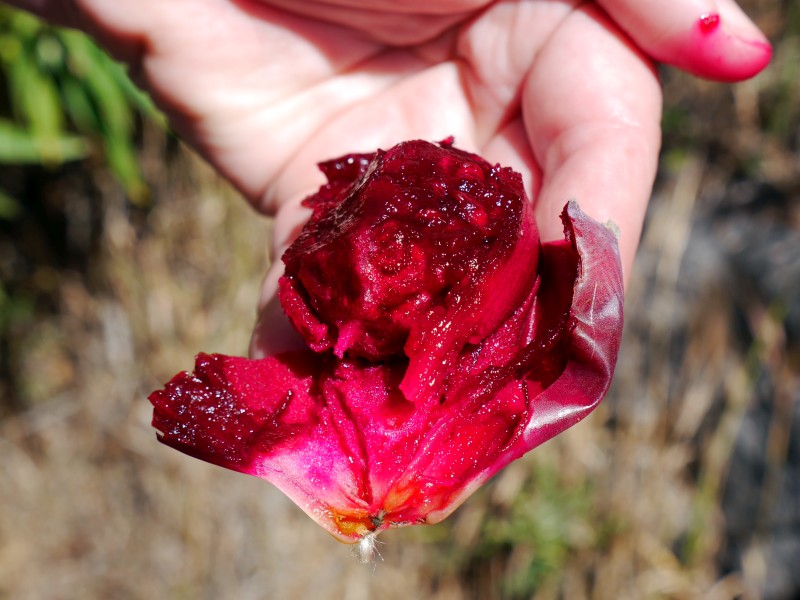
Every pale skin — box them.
[6,0,771,356]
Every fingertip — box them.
[600,0,772,83]
[660,10,772,82]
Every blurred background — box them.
[0,1,797,599]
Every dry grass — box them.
[1,2,798,598]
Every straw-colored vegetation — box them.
[1,1,797,598]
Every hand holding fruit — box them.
[7,0,771,352]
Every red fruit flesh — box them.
[279,139,539,402]
[149,139,624,544]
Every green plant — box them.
[0,6,164,209]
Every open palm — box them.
[10,0,771,355]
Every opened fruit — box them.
[150,139,624,544]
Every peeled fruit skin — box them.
[149,139,624,544]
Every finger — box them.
[455,0,581,145]
[597,0,772,82]
[523,4,662,285]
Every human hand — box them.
[8,0,771,356]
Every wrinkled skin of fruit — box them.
[150,139,624,544]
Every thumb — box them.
[598,0,772,82]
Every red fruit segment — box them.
[150,352,317,469]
